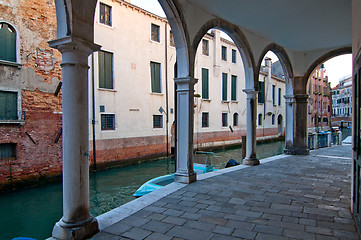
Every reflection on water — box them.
[0,140,284,240]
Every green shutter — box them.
[258,81,265,103]
[232,49,236,63]
[278,88,282,106]
[202,68,209,99]
[99,51,113,89]
[0,91,17,120]
[151,62,161,93]
[222,73,227,101]
[0,23,16,62]
[231,75,237,100]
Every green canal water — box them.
[0,133,351,240]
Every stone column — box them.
[243,89,259,165]
[174,77,197,183]
[284,95,295,154]
[327,131,332,147]
[293,94,310,155]
[49,37,100,240]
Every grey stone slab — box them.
[254,224,283,235]
[180,212,202,220]
[143,206,167,214]
[162,215,187,226]
[225,220,255,231]
[120,216,150,228]
[212,225,235,235]
[305,225,333,236]
[122,227,152,240]
[144,232,173,240]
[232,229,257,239]
[166,226,214,240]
[299,218,317,226]
[184,220,216,231]
[199,215,228,225]
[283,229,315,240]
[211,234,239,240]
[148,213,167,221]
[141,220,174,234]
[333,229,360,239]
[255,233,288,240]
[163,209,184,217]
[103,221,132,235]
[91,231,122,240]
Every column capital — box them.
[243,88,258,95]
[294,94,309,103]
[49,36,101,54]
[284,95,295,104]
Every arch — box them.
[191,18,256,90]
[257,43,294,95]
[0,21,20,63]
[304,47,352,88]
[272,114,275,125]
[258,114,263,126]
[158,0,192,77]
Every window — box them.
[233,113,238,126]
[202,112,209,127]
[99,3,112,26]
[272,114,275,125]
[258,81,265,103]
[150,61,161,93]
[98,50,113,89]
[278,88,282,106]
[221,46,227,61]
[169,30,175,47]
[151,24,160,42]
[0,91,18,120]
[153,115,163,128]
[0,143,16,160]
[0,23,16,62]
[323,117,328,123]
[202,39,209,56]
[202,68,209,99]
[222,73,228,101]
[101,114,115,130]
[222,113,228,127]
[272,85,276,105]
[232,49,236,63]
[258,114,263,126]
[231,75,237,101]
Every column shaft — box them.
[174,77,197,183]
[243,89,259,166]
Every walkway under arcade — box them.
[47,0,361,239]
[93,145,358,240]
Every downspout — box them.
[165,22,169,157]
[91,53,97,171]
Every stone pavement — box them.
[92,145,360,240]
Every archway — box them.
[278,114,284,136]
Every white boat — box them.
[133,152,216,197]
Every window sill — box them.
[150,92,164,96]
[97,22,114,30]
[98,88,117,92]
[231,100,238,103]
[0,120,25,125]
[0,60,23,68]
[150,40,161,44]
[221,100,230,103]
[202,99,211,102]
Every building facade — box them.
[0,0,63,190]
[332,76,352,126]
[307,65,332,132]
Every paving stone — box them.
[180,212,202,220]
[283,229,315,240]
[184,220,216,231]
[232,229,257,239]
[141,220,174,234]
[162,215,187,226]
[122,227,152,240]
[163,209,184,217]
[254,224,283,235]
[143,206,167,214]
[92,231,121,240]
[299,218,316,226]
[211,234,239,240]
[255,232,288,240]
[212,225,234,235]
[225,220,255,231]
[199,215,228,225]
[166,226,214,240]
[262,213,282,221]
[144,232,173,240]
[333,229,360,239]
[148,212,167,221]
[120,215,150,228]
[305,225,333,236]
[103,221,132,235]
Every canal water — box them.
[0,132,350,240]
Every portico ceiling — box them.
[181,0,351,52]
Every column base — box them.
[284,148,310,155]
[174,171,196,184]
[52,216,99,240]
[243,157,260,166]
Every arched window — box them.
[272,114,275,125]
[258,114,262,126]
[233,112,238,126]
[0,23,16,62]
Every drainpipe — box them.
[165,22,169,157]
[91,53,97,171]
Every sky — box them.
[130,0,352,88]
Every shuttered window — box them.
[258,81,265,103]
[222,73,228,101]
[233,113,238,126]
[99,3,112,26]
[232,49,236,63]
[231,75,237,101]
[0,143,16,160]
[278,88,282,106]
[151,24,160,42]
[221,46,227,61]
[0,91,17,120]
[99,51,113,89]
[272,85,276,105]
[0,23,16,62]
[202,68,209,99]
[150,61,161,93]
[222,113,228,127]
[202,112,209,127]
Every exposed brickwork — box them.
[0,0,63,190]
